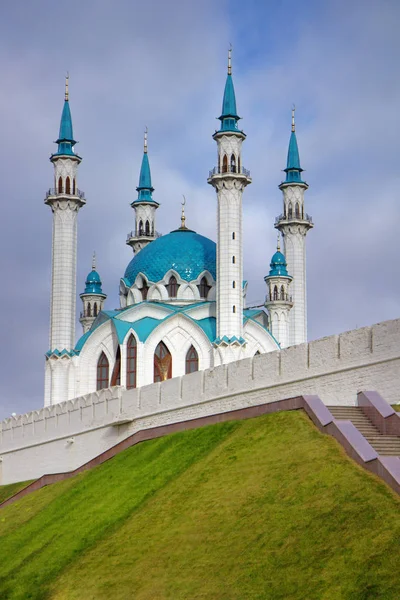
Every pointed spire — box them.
[283,106,305,184]
[54,74,77,156]
[133,128,157,204]
[276,232,281,252]
[92,251,96,270]
[218,45,240,132]
[180,195,187,229]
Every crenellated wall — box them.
[1,318,399,484]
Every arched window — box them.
[232,256,236,264]
[126,334,137,389]
[280,285,285,300]
[273,286,278,300]
[230,154,236,173]
[65,176,71,194]
[198,276,211,299]
[167,275,178,298]
[141,283,149,301]
[58,176,63,194]
[93,302,98,317]
[233,305,236,313]
[97,352,109,390]
[232,232,235,240]
[238,156,241,172]
[87,303,91,317]
[110,346,121,387]
[295,203,300,218]
[222,154,228,173]
[139,220,143,236]
[232,281,236,288]
[145,220,150,235]
[288,203,293,219]
[185,345,199,374]
[154,341,172,382]
[72,179,76,194]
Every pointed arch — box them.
[126,334,137,389]
[295,202,300,218]
[96,352,109,390]
[93,302,98,317]
[139,220,143,236]
[110,346,121,386]
[280,285,285,300]
[58,176,63,194]
[65,176,71,194]
[222,154,228,173]
[288,203,293,219]
[72,178,76,194]
[141,282,149,301]
[145,220,150,236]
[198,276,211,299]
[185,345,199,374]
[167,275,178,298]
[230,153,236,173]
[87,303,91,317]
[273,285,278,301]
[154,341,172,383]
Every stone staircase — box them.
[328,406,400,456]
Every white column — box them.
[276,184,312,346]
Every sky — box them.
[0,0,399,419]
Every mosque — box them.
[44,51,313,406]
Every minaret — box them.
[44,75,85,406]
[264,235,293,348]
[79,254,107,334]
[126,128,160,254]
[275,108,313,346]
[208,48,251,355]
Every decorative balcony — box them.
[46,187,85,200]
[126,230,162,242]
[265,292,293,303]
[208,165,251,178]
[275,213,313,225]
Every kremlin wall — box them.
[0,317,399,485]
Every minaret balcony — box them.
[126,230,162,243]
[265,292,293,303]
[208,165,251,179]
[274,213,313,227]
[46,187,85,200]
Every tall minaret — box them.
[126,129,160,254]
[264,235,293,348]
[44,76,85,406]
[275,108,313,346]
[208,48,251,357]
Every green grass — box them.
[1,412,400,600]
[0,480,33,504]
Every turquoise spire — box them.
[268,236,292,278]
[284,107,305,184]
[132,128,158,205]
[81,253,106,296]
[218,47,240,132]
[54,75,77,156]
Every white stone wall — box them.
[2,318,399,485]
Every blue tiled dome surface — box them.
[124,229,216,285]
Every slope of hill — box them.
[0,411,399,600]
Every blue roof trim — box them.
[124,230,216,285]
[244,316,280,349]
[284,131,306,184]
[219,74,240,132]
[53,99,77,157]
[46,348,77,358]
[214,335,246,347]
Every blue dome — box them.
[82,269,105,295]
[268,250,290,277]
[124,229,216,285]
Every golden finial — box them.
[181,195,186,229]
[277,233,281,252]
[92,251,96,270]
[65,72,69,101]
[228,43,232,75]
[144,126,148,154]
[291,104,296,132]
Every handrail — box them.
[209,165,251,177]
[46,188,85,200]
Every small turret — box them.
[126,129,160,254]
[79,254,107,334]
[264,236,293,348]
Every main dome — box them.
[124,229,216,285]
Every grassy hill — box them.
[1,411,400,599]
